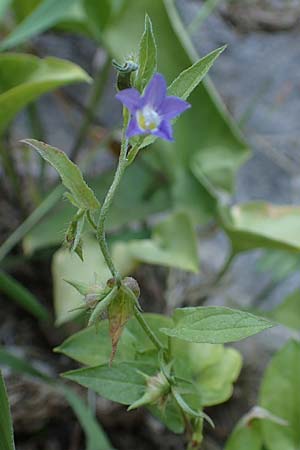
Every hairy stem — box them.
[96,137,128,284]
[134,307,164,351]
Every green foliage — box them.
[260,340,300,450]
[225,422,262,450]
[135,14,157,92]
[63,362,157,405]
[161,307,273,344]
[101,0,249,222]
[126,211,199,273]
[61,386,115,450]
[0,270,49,321]
[0,0,11,19]
[220,202,300,253]
[0,0,76,50]
[23,140,99,211]
[268,290,300,331]
[0,54,90,134]
[0,372,15,450]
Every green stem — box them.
[96,138,129,284]
[214,250,235,284]
[134,307,164,351]
[70,53,111,162]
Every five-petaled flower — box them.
[116,73,191,142]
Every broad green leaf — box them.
[102,0,249,219]
[61,386,115,450]
[168,46,226,100]
[63,362,157,405]
[172,340,242,406]
[52,237,135,325]
[196,347,242,406]
[0,0,77,51]
[148,399,184,434]
[127,211,199,273]
[135,14,157,92]
[0,372,15,450]
[23,140,99,211]
[55,314,170,366]
[268,290,300,331]
[260,340,300,450]
[0,54,90,134]
[225,422,262,450]
[161,307,274,344]
[220,202,300,253]
[54,321,136,366]
[0,270,49,321]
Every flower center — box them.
[137,106,161,132]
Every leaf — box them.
[23,140,99,211]
[0,0,77,51]
[0,270,49,321]
[168,46,226,100]
[108,288,135,364]
[260,339,300,450]
[172,340,242,407]
[55,313,171,366]
[63,362,157,405]
[54,320,136,366]
[268,290,300,331]
[219,202,300,253]
[61,386,115,450]
[0,371,15,450]
[135,14,157,92]
[127,211,199,273]
[83,0,111,42]
[0,348,51,382]
[225,422,262,450]
[161,307,274,344]
[0,54,90,134]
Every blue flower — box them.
[116,73,191,142]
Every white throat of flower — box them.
[136,105,161,132]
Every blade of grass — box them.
[0,270,49,321]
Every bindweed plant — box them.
[20,16,275,449]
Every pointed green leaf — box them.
[23,140,99,211]
[161,307,274,344]
[260,340,300,450]
[0,54,90,134]
[135,14,157,92]
[63,362,157,405]
[0,372,15,450]
[168,46,226,100]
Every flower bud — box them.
[128,371,170,411]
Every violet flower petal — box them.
[126,116,144,138]
[153,119,174,142]
[116,88,141,113]
[143,73,167,109]
[159,96,191,120]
